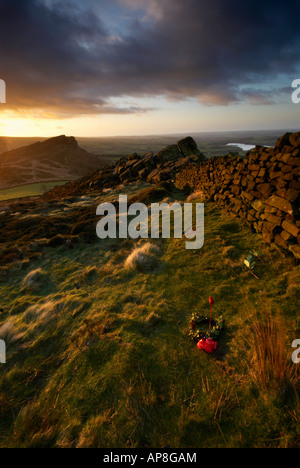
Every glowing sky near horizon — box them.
[0,0,300,137]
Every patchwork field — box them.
[0,181,70,202]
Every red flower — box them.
[209,296,215,305]
[197,339,206,350]
[205,338,218,353]
[197,338,218,354]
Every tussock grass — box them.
[124,243,161,272]
[246,312,299,392]
[22,268,47,291]
[129,184,171,205]
[24,300,63,325]
[187,192,205,202]
[144,311,161,328]
[0,322,22,344]
[0,188,299,448]
[77,410,120,448]
[79,266,99,285]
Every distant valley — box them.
[0,129,292,193]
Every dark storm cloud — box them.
[0,0,299,116]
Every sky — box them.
[0,0,300,137]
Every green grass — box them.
[0,181,71,201]
[0,190,299,448]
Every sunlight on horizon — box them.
[0,99,298,138]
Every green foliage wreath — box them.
[188,314,225,342]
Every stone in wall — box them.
[175,131,300,260]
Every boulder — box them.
[257,183,273,198]
[275,234,288,250]
[263,213,282,226]
[265,195,294,215]
[275,132,292,149]
[147,169,160,183]
[138,168,149,180]
[282,220,299,238]
[128,152,140,161]
[251,199,265,212]
[119,169,132,181]
[131,160,145,176]
[285,188,299,203]
[241,191,254,202]
[288,157,300,167]
[177,137,202,158]
[157,145,182,163]
[289,132,300,148]
[262,222,277,244]
[281,230,294,242]
[289,244,300,259]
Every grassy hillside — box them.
[0,181,70,202]
[0,184,299,448]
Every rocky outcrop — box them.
[177,136,202,158]
[176,132,300,260]
[44,131,299,260]
[86,137,206,190]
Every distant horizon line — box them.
[0,127,297,139]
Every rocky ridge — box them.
[2,132,299,266]
[53,131,299,260]
[45,136,206,198]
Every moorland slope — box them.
[0,134,299,448]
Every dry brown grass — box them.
[22,268,47,291]
[124,243,161,272]
[186,192,205,202]
[0,321,23,344]
[24,300,64,325]
[246,313,299,391]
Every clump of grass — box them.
[129,185,171,205]
[11,400,59,448]
[124,243,161,272]
[144,312,161,328]
[71,315,116,350]
[0,266,8,282]
[24,300,63,325]
[77,409,119,448]
[0,322,22,344]
[77,410,118,448]
[22,268,48,291]
[80,266,99,285]
[223,246,241,260]
[246,313,299,391]
[187,192,204,202]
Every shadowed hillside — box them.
[0,135,111,190]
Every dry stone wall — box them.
[176,132,300,260]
